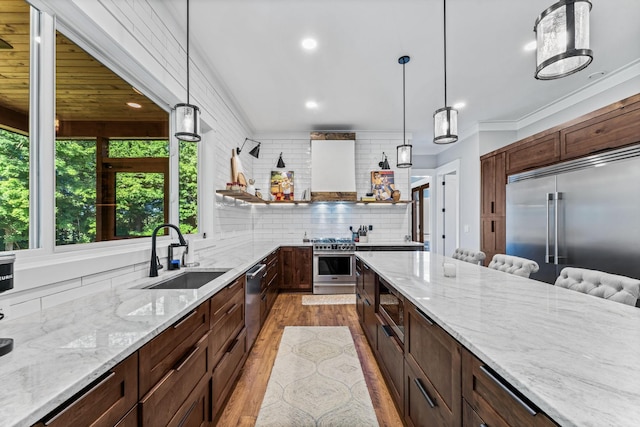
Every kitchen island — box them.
[1,246,638,426]
[356,251,640,427]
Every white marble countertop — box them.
[0,242,279,427]
[355,241,423,247]
[356,251,640,427]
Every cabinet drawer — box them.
[139,301,210,396]
[166,374,210,427]
[462,349,557,427]
[362,291,377,349]
[211,276,245,327]
[406,303,461,420]
[210,292,244,367]
[377,322,404,413]
[114,406,138,427]
[405,358,450,427]
[463,400,486,427]
[36,353,138,427]
[140,332,211,427]
[212,328,247,418]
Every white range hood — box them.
[310,138,357,201]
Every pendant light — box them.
[534,0,593,80]
[174,0,201,142]
[276,152,286,168]
[433,0,458,145]
[397,55,412,168]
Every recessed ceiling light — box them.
[127,102,142,109]
[301,38,318,50]
[305,100,318,109]
[453,102,466,109]
[524,40,537,51]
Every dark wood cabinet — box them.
[376,320,404,415]
[481,216,505,266]
[560,97,640,161]
[34,353,138,427]
[210,277,245,368]
[139,332,211,426]
[462,348,557,427]
[279,246,312,291]
[138,301,210,397]
[481,152,506,217]
[212,328,247,422]
[505,132,560,175]
[362,262,376,299]
[405,302,461,427]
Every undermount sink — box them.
[144,270,230,290]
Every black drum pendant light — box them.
[534,0,593,80]
[174,0,201,142]
[433,0,458,145]
[397,55,412,168]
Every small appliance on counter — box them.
[0,254,16,357]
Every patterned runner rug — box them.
[301,294,356,305]
[255,326,379,426]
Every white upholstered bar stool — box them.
[451,248,486,265]
[555,267,640,307]
[487,254,539,278]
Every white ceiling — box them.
[178,0,640,155]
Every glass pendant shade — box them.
[397,143,412,168]
[535,0,592,80]
[175,103,201,142]
[433,107,458,144]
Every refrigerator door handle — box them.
[546,193,553,264]
[555,192,564,265]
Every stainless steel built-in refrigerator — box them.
[506,145,640,284]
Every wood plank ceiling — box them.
[0,0,167,137]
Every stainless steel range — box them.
[312,238,356,294]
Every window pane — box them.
[0,1,31,251]
[115,172,165,237]
[55,139,96,245]
[179,141,197,234]
[0,129,29,250]
[55,29,170,244]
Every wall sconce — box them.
[277,152,286,168]
[378,152,390,170]
[236,138,261,158]
[534,0,593,80]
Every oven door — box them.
[313,252,355,284]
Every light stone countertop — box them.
[356,251,640,427]
[0,241,279,427]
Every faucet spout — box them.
[150,223,188,277]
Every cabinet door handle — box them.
[43,371,116,425]
[491,220,495,233]
[364,298,371,306]
[228,279,240,290]
[480,424,488,427]
[479,365,538,416]
[364,264,370,270]
[381,324,393,338]
[226,338,239,354]
[173,309,197,329]
[356,293,362,300]
[414,378,436,408]
[225,303,238,315]
[416,307,434,326]
[491,201,495,214]
[177,400,198,427]
[175,344,200,372]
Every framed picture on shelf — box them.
[270,171,294,201]
[371,170,395,201]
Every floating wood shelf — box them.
[216,190,411,205]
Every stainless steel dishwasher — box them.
[245,263,266,350]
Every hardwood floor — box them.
[216,292,404,426]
